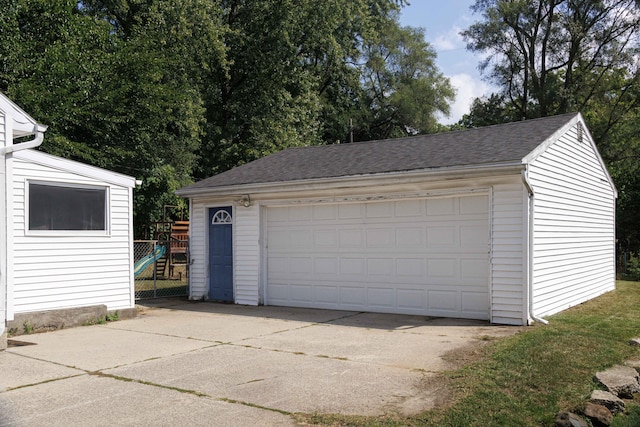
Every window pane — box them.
[29,183,106,231]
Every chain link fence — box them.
[134,240,188,299]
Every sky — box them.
[399,1,494,124]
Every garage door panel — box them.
[427,258,458,279]
[428,227,457,247]
[267,257,288,278]
[397,288,425,309]
[266,195,489,319]
[396,258,426,278]
[461,225,488,248]
[290,229,313,247]
[338,203,363,219]
[267,207,289,222]
[314,258,338,275]
[290,284,313,302]
[366,202,394,218]
[339,258,366,275]
[313,229,338,247]
[315,285,339,303]
[427,198,456,215]
[290,257,313,274]
[267,230,289,249]
[366,228,394,247]
[313,204,336,220]
[340,287,366,306]
[461,291,489,313]
[396,227,425,247]
[368,287,395,308]
[428,290,458,311]
[395,199,425,217]
[339,229,364,248]
[461,259,489,280]
[290,206,312,221]
[267,283,289,303]
[367,258,394,277]
[460,194,489,213]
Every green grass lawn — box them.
[298,281,640,427]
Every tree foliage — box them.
[463,0,640,122]
[356,21,455,140]
[1,0,454,237]
[452,94,519,129]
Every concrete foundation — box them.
[0,327,7,351]
[7,305,137,337]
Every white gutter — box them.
[0,124,47,154]
[521,168,548,325]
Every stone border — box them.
[555,338,640,427]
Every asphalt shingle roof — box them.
[180,113,578,192]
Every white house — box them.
[0,93,137,349]
[176,113,617,326]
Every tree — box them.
[355,21,455,140]
[452,94,518,129]
[463,0,640,127]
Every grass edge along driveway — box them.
[298,281,640,427]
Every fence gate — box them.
[134,239,189,299]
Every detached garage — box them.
[176,113,617,325]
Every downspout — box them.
[521,168,549,325]
[1,125,46,346]
[0,125,47,155]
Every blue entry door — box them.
[209,207,233,302]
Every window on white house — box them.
[28,182,108,231]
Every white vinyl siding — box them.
[490,181,527,325]
[188,199,207,299]
[234,205,260,305]
[10,156,134,312]
[528,124,616,317]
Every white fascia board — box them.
[13,149,137,188]
[176,162,525,198]
[521,113,580,163]
[521,113,618,198]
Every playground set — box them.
[133,207,189,299]
[134,221,189,277]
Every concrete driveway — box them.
[0,300,519,426]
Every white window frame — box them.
[25,179,111,237]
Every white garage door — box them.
[265,194,490,319]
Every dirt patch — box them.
[416,327,525,412]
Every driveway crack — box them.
[88,372,294,417]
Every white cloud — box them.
[431,26,464,52]
[439,73,493,125]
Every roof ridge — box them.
[284,112,580,151]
